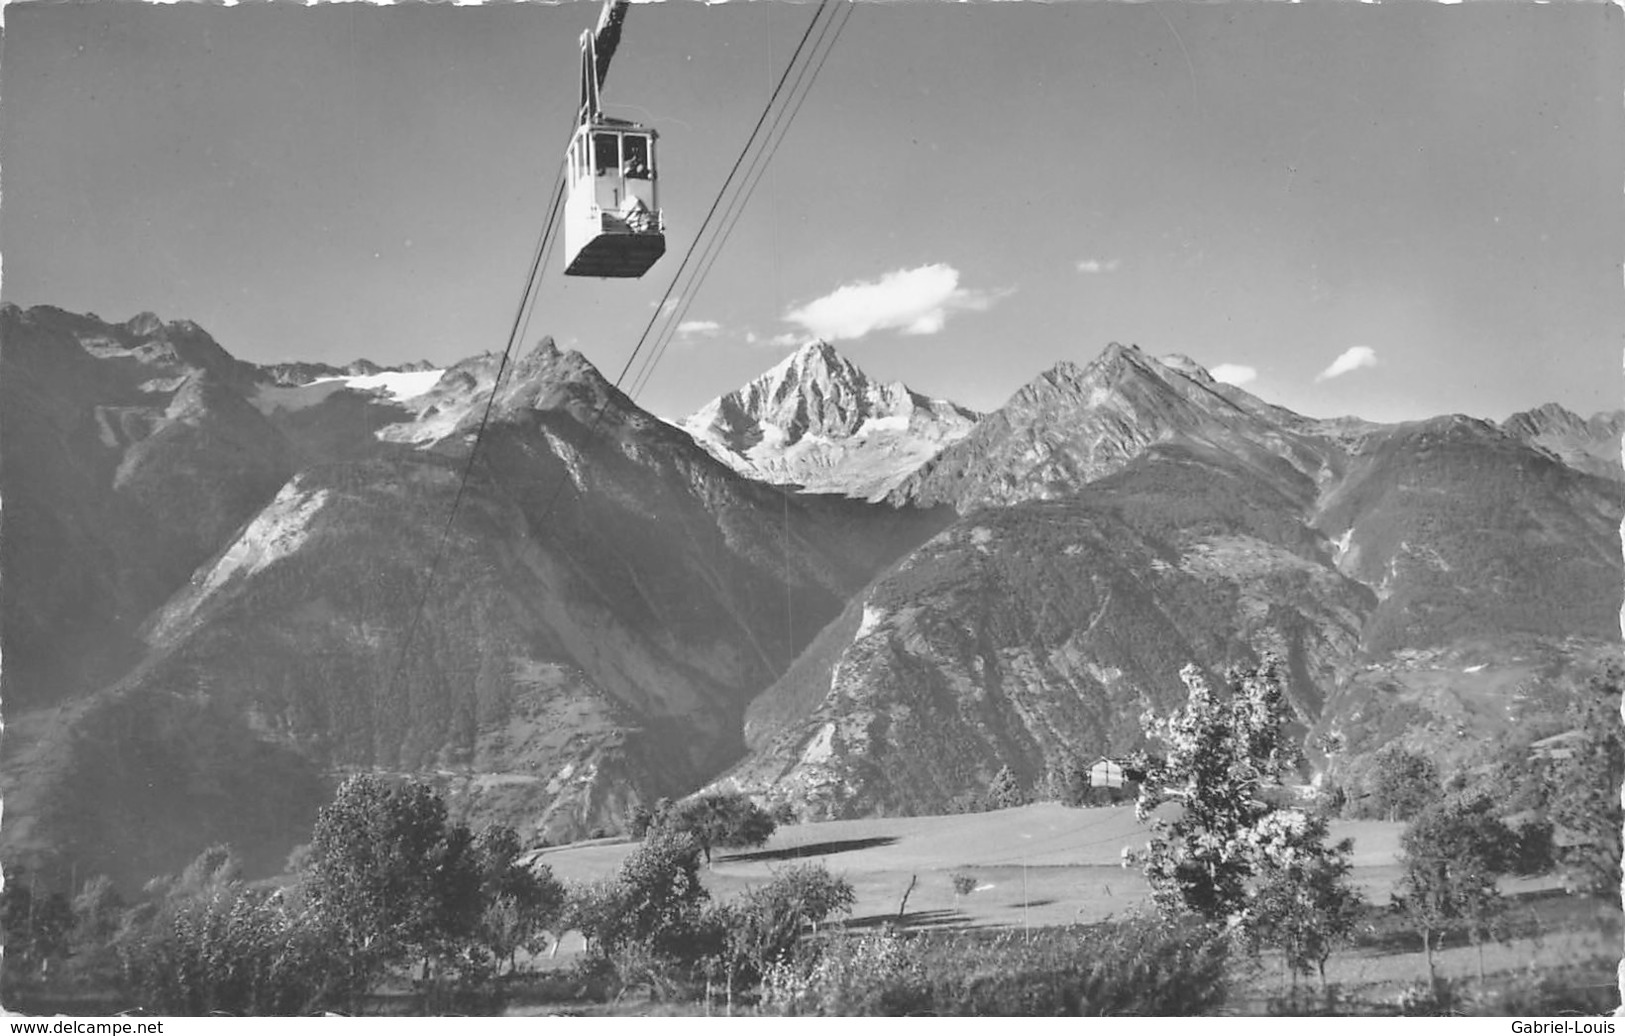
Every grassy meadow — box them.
[528,802,1619,1014]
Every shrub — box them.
[707,864,855,997]
[114,859,343,1015]
[761,916,1229,1016]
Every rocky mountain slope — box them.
[1,309,949,889]
[678,339,979,500]
[889,343,1342,514]
[717,350,1624,818]
[725,443,1377,817]
[1,305,296,710]
[1502,402,1623,482]
[4,304,1619,888]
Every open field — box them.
[537,806,1412,939]
[537,803,1414,931]
[530,802,1619,1013]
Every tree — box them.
[472,824,566,976]
[1040,754,1090,808]
[1392,796,1516,987]
[1365,745,1441,822]
[1129,659,1329,922]
[300,775,482,1010]
[0,867,72,979]
[1547,666,1624,897]
[1241,814,1364,991]
[625,803,655,839]
[708,864,855,994]
[657,793,777,866]
[570,829,711,963]
[984,765,1025,811]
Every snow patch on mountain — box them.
[251,369,447,415]
[315,369,446,400]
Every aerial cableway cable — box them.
[388,0,849,698]
[527,0,850,528]
[628,0,853,402]
[383,163,567,702]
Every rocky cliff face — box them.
[679,340,980,500]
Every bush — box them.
[760,916,1230,1016]
[115,870,343,1015]
[1474,970,1622,1016]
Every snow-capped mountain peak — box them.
[678,339,979,500]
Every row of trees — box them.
[98,775,568,1014]
[4,777,852,1015]
[1124,657,1623,999]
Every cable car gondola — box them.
[563,1,666,279]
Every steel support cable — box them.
[607,0,837,395]
[520,0,841,535]
[627,3,847,396]
[390,2,838,693]
[633,0,851,397]
[631,1,851,399]
[391,1,845,704]
[629,0,852,401]
[629,1,848,399]
[383,166,568,700]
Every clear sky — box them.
[3,1,1621,425]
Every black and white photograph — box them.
[1,0,1621,1018]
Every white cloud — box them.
[676,320,720,337]
[1210,363,1258,387]
[783,264,1007,341]
[1316,346,1378,382]
[1076,258,1121,274]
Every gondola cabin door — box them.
[563,119,666,278]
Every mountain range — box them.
[2,302,1619,893]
